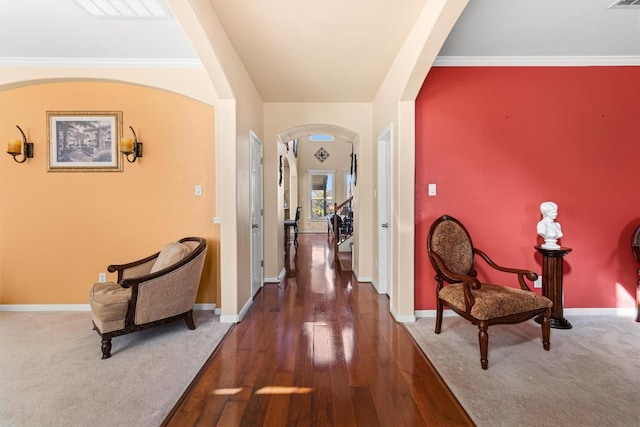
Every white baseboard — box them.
[370,280,390,295]
[415,310,457,318]
[0,304,91,312]
[193,303,217,311]
[355,275,373,283]
[1,303,217,312]
[564,308,635,317]
[391,305,416,323]
[264,268,286,283]
[220,297,253,324]
[415,307,637,318]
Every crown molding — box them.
[0,57,203,68]
[434,55,640,67]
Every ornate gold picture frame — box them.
[47,111,123,172]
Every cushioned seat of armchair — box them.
[89,237,207,359]
[439,283,551,321]
[90,282,131,334]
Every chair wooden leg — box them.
[478,320,489,370]
[435,299,443,334]
[101,337,112,359]
[185,310,196,330]
[542,308,551,351]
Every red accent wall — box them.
[415,66,640,310]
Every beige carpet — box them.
[405,315,640,427]
[0,310,230,427]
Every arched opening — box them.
[277,124,358,271]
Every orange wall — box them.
[415,66,640,311]
[0,81,218,305]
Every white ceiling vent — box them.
[72,0,173,19]
[609,0,640,8]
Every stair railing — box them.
[330,196,353,260]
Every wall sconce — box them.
[7,125,34,163]
[120,126,143,163]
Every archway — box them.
[277,123,359,270]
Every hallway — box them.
[164,234,472,426]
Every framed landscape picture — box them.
[47,111,122,172]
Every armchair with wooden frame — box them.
[632,225,640,322]
[89,237,207,359]
[427,215,553,369]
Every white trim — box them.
[0,57,203,69]
[371,280,384,294]
[249,130,264,299]
[264,268,286,283]
[355,275,373,283]
[415,310,458,318]
[377,124,393,299]
[214,307,222,316]
[219,314,238,323]
[0,304,91,311]
[564,307,636,317]
[416,308,636,318]
[0,303,216,312]
[193,303,217,311]
[238,297,253,322]
[434,55,640,67]
[220,297,253,324]
[391,305,416,323]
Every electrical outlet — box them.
[98,272,107,283]
[534,277,542,288]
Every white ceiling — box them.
[0,0,638,102]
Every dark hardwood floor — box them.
[163,234,473,426]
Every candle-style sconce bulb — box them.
[6,125,34,163]
[121,126,143,163]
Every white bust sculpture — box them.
[537,201,563,250]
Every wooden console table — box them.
[535,246,573,329]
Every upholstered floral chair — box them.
[89,237,207,359]
[427,215,552,369]
[632,225,640,322]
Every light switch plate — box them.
[195,185,202,197]
[428,183,436,196]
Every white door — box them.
[377,125,392,297]
[250,131,263,297]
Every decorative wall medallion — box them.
[314,147,330,163]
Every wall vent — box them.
[72,0,173,19]
[609,0,640,8]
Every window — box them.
[308,134,335,142]
[308,170,334,219]
[345,172,354,200]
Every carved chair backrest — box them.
[632,225,640,264]
[427,215,475,278]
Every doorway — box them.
[377,124,392,297]
[250,131,264,297]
